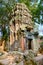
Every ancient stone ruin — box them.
[10,3,34,50]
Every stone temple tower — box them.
[10,3,34,49]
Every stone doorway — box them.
[28,39,32,49]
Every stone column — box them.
[10,23,15,45]
[32,37,40,53]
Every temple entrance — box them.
[28,39,32,49]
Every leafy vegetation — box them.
[18,0,43,24]
[0,0,16,41]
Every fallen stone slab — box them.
[34,55,43,65]
[34,55,43,61]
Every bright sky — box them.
[38,24,43,36]
[37,0,40,4]
[35,22,43,36]
[0,29,3,38]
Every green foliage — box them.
[18,0,43,23]
[0,0,15,25]
[0,0,15,41]
[2,27,8,41]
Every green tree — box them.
[18,0,43,24]
[0,0,16,44]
